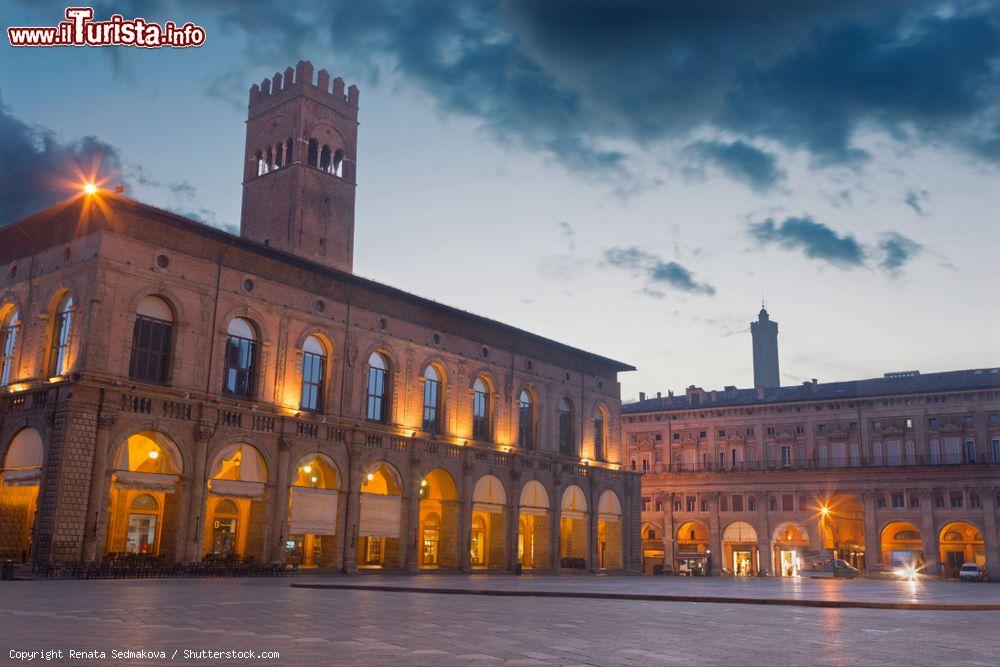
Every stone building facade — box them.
[0,61,640,573]
[625,370,1000,580]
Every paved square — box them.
[1,576,997,666]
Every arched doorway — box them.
[560,485,589,569]
[880,521,923,574]
[471,474,506,570]
[722,521,758,575]
[286,454,340,567]
[675,521,710,575]
[597,490,622,570]
[419,468,458,569]
[518,480,550,570]
[641,523,664,574]
[0,428,43,562]
[358,463,403,569]
[939,522,985,578]
[106,431,183,559]
[817,493,866,571]
[772,522,809,577]
[204,443,268,560]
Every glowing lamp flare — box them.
[148,450,159,460]
[83,182,99,195]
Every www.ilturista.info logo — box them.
[7,7,206,48]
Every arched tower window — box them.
[307,139,319,168]
[285,138,293,165]
[48,294,74,377]
[223,318,258,399]
[129,296,173,385]
[558,398,575,456]
[319,145,332,172]
[333,149,344,177]
[422,365,443,433]
[593,406,606,461]
[0,307,20,385]
[273,143,283,170]
[472,377,490,441]
[255,150,266,176]
[518,390,534,449]
[365,352,389,423]
[300,335,326,412]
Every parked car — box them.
[958,563,985,581]
[833,559,860,578]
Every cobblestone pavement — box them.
[1,577,998,666]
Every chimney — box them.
[639,392,646,402]
[811,378,818,393]
[756,387,765,399]
[668,390,674,398]
[711,390,718,403]
[656,392,662,398]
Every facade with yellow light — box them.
[626,370,1000,580]
[0,61,641,573]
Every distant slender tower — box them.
[751,305,780,389]
[239,60,359,273]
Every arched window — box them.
[518,390,533,449]
[255,150,266,176]
[300,335,326,412]
[307,139,319,168]
[0,308,19,385]
[333,149,344,177]
[592,406,606,461]
[472,377,489,441]
[129,296,173,384]
[48,294,74,377]
[422,365,442,433]
[285,138,293,165]
[223,318,258,399]
[558,398,575,456]
[273,143,283,170]
[319,145,332,172]
[365,352,388,423]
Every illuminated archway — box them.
[674,520,710,575]
[939,521,984,578]
[107,431,183,558]
[358,462,403,568]
[204,443,268,560]
[641,522,665,575]
[880,521,923,573]
[0,428,43,562]
[816,493,865,572]
[722,521,758,576]
[772,522,809,577]
[418,468,458,569]
[471,474,506,569]
[518,480,550,570]
[597,490,622,570]
[560,485,589,569]
[286,453,340,567]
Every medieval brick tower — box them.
[751,305,780,389]
[239,60,359,273]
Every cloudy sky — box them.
[2,1,998,401]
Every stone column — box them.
[920,489,939,577]
[82,413,115,562]
[459,459,474,572]
[624,474,641,573]
[660,492,674,572]
[507,468,522,571]
[184,422,213,561]
[708,491,722,575]
[588,476,599,571]
[979,485,999,581]
[403,454,422,573]
[341,441,363,573]
[861,490,880,573]
[550,475,562,570]
[756,491,771,575]
[268,437,292,563]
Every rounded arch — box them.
[772,522,809,543]
[558,396,575,414]
[469,369,498,392]
[676,520,710,543]
[939,520,983,543]
[597,489,621,519]
[472,474,506,506]
[290,452,339,490]
[361,461,403,496]
[226,317,258,340]
[2,427,43,471]
[641,522,662,541]
[420,468,457,501]
[208,442,268,483]
[112,430,184,475]
[416,353,451,383]
[519,479,550,509]
[217,304,271,343]
[293,328,335,358]
[561,484,588,514]
[43,283,76,314]
[361,340,400,372]
[722,521,758,543]
[304,121,347,154]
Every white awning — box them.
[209,478,265,499]
[359,493,401,538]
[114,471,180,492]
[289,486,339,536]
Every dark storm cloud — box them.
[879,232,923,275]
[748,216,865,267]
[686,140,785,192]
[603,246,715,296]
[117,0,1000,183]
[0,93,127,225]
